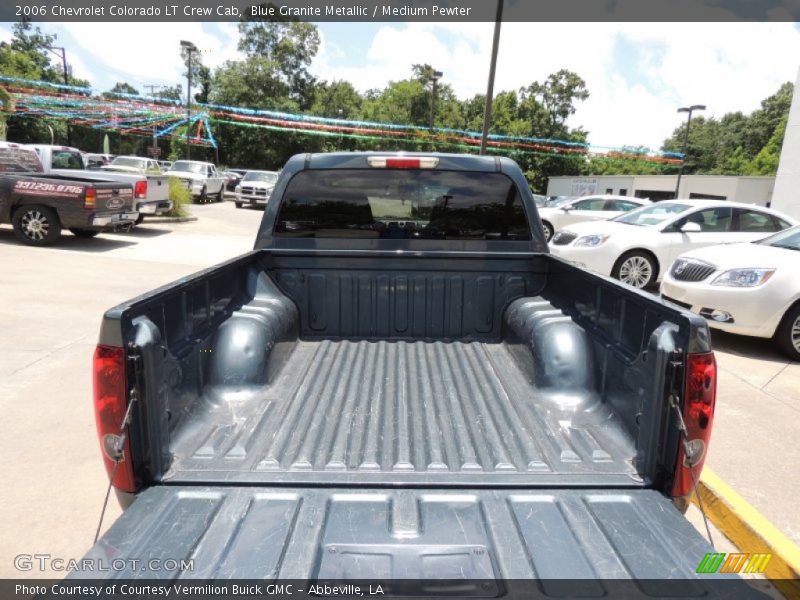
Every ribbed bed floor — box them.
[168,340,639,485]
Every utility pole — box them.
[41,41,71,145]
[480,0,504,155]
[180,40,198,160]
[429,69,443,150]
[144,84,166,159]
[674,104,706,199]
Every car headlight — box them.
[573,234,609,247]
[235,186,241,193]
[711,268,775,287]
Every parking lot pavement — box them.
[0,200,797,577]
[703,330,800,547]
[0,203,262,578]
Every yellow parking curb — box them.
[693,468,800,597]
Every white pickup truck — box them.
[28,145,171,222]
[164,159,226,203]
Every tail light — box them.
[84,188,96,209]
[672,352,717,497]
[367,156,439,169]
[134,180,147,199]
[93,345,136,492]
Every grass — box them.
[165,176,191,218]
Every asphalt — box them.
[0,201,797,578]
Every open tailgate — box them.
[71,486,765,597]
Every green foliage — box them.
[166,176,191,217]
[661,82,793,176]
[107,82,139,96]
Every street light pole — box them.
[480,0,504,155]
[674,104,705,199]
[144,84,167,159]
[180,40,198,160]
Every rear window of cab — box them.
[274,169,531,241]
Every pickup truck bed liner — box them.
[168,338,638,486]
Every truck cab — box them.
[164,159,226,203]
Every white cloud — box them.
[54,22,241,90]
[313,22,800,150]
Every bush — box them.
[165,176,191,217]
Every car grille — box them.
[551,231,578,245]
[241,186,268,196]
[670,259,717,282]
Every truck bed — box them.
[169,339,637,485]
[106,251,698,490]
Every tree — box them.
[660,82,793,176]
[107,82,139,96]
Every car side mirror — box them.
[561,206,572,212]
[680,222,702,233]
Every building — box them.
[546,174,775,206]
[772,66,800,219]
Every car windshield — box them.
[170,161,206,174]
[110,157,146,169]
[757,226,800,251]
[243,171,278,183]
[614,202,691,226]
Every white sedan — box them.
[538,194,650,241]
[548,200,796,288]
[661,226,800,360]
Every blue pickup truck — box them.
[78,153,741,593]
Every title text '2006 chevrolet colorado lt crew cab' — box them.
[77,153,759,596]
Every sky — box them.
[1,21,799,151]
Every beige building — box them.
[772,66,800,219]
[546,174,775,206]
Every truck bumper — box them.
[91,211,139,227]
[136,200,173,216]
[236,193,271,206]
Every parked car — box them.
[80,153,724,585]
[661,225,800,360]
[549,199,796,288]
[0,142,137,245]
[100,156,172,221]
[222,169,242,191]
[157,160,173,171]
[28,145,168,224]
[538,194,651,241]
[234,169,279,208]
[164,159,226,203]
[83,153,115,169]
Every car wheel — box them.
[135,214,145,225]
[216,188,224,203]
[542,220,554,242]
[234,202,243,209]
[69,228,99,238]
[774,304,800,361]
[613,251,657,289]
[12,205,62,246]
[198,186,207,204]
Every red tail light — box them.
[84,188,96,209]
[134,180,147,199]
[93,345,136,492]
[672,352,717,497]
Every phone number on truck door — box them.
[14,181,83,195]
